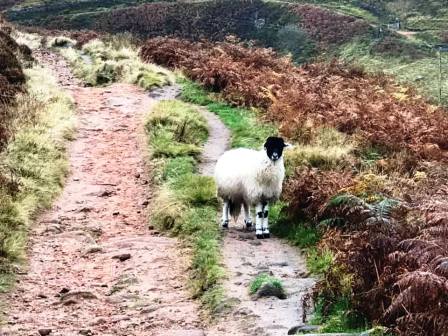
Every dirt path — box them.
[197,111,315,335]
[1,50,204,336]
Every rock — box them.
[288,325,319,335]
[141,200,149,206]
[256,283,287,300]
[38,329,52,336]
[98,190,115,198]
[112,253,131,262]
[60,291,97,304]
[59,287,70,295]
[79,329,93,335]
[148,225,154,230]
[77,206,94,213]
[298,270,310,278]
[84,245,103,254]
[113,211,120,216]
[37,293,48,299]
[140,306,158,314]
[89,317,107,326]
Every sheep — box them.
[214,136,288,239]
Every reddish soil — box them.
[1,51,204,336]
[197,110,315,336]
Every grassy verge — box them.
[0,64,75,291]
[145,99,226,312]
[52,34,173,89]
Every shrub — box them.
[291,4,372,48]
[141,37,448,161]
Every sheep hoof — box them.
[244,220,253,229]
[222,220,229,229]
[256,234,264,239]
[263,232,271,239]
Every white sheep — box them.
[214,137,288,239]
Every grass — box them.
[284,127,354,175]
[180,79,277,149]
[145,99,225,313]
[146,100,208,157]
[338,37,448,105]
[0,64,75,290]
[249,273,285,295]
[54,35,173,89]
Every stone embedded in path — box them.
[288,325,319,335]
[60,291,98,304]
[112,253,131,262]
[83,244,103,254]
[256,283,287,300]
[38,329,52,336]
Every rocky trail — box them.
[1,50,204,336]
[1,49,314,336]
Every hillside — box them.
[1,2,448,336]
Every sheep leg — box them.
[243,202,253,230]
[255,203,264,239]
[222,201,229,229]
[262,203,270,238]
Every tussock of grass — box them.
[0,64,75,289]
[170,174,217,206]
[146,100,208,157]
[249,273,284,295]
[146,99,224,313]
[150,187,187,232]
[55,36,173,89]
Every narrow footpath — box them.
[1,50,204,336]
[197,110,315,336]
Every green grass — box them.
[145,99,225,313]
[180,79,277,149]
[145,100,208,157]
[338,37,448,105]
[55,36,173,89]
[249,273,284,295]
[0,64,75,290]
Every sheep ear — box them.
[284,143,292,148]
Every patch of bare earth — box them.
[198,110,315,336]
[1,50,204,336]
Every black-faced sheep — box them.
[214,137,288,239]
